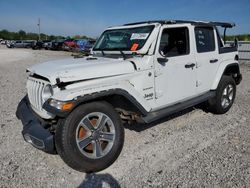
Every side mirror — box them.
[157,57,168,66]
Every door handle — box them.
[185,63,195,69]
[210,59,218,63]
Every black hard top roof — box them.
[123,20,235,28]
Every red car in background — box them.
[62,39,77,51]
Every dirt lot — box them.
[0,46,249,187]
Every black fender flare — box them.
[222,63,242,85]
[43,89,148,117]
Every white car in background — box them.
[0,39,6,45]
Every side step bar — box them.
[142,91,216,123]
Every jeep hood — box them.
[27,57,135,85]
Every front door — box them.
[154,25,197,109]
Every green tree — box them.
[40,33,47,40]
[0,28,94,41]
[18,30,26,39]
[0,29,10,39]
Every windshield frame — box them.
[93,25,155,52]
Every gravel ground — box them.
[0,46,249,187]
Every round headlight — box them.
[42,85,53,102]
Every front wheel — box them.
[55,101,124,173]
[208,75,236,114]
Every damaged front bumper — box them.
[16,96,56,154]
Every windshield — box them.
[93,25,155,51]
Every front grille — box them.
[26,76,53,119]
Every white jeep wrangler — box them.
[16,20,242,173]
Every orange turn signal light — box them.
[62,102,74,111]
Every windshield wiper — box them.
[119,50,140,60]
[101,50,105,57]
[96,48,138,60]
[120,51,126,60]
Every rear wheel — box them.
[55,101,124,173]
[208,75,236,114]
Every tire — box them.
[55,101,124,173]
[208,75,236,114]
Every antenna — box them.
[37,18,41,40]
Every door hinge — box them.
[154,69,163,77]
[196,80,201,87]
[155,90,163,99]
[196,62,201,68]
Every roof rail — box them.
[123,20,174,26]
[123,20,235,28]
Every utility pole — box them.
[37,18,41,40]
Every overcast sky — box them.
[0,0,249,37]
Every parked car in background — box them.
[49,39,65,50]
[76,39,96,52]
[62,39,96,52]
[62,39,77,51]
[30,40,50,50]
[7,40,34,48]
[6,40,15,48]
[32,40,44,50]
[43,40,52,50]
[0,39,6,45]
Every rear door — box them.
[194,26,220,93]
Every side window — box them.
[195,27,215,53]
[159,27,189,57]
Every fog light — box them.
[24,134,32,143]
[23,134,45,149]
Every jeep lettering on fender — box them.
[16,20,242,172]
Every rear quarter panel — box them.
[211,51,238,90]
